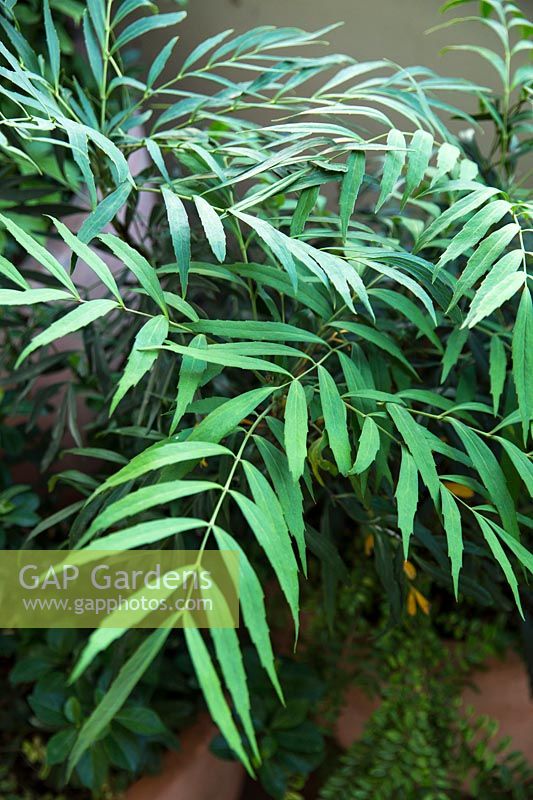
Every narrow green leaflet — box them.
[16,299,117,367]
[83,129,131,186]
[50,217,122,304]
[67,629,171,777]
[290,185,319,237]
[496,437,533,496]
[213,526,282,699]
[114,0,158,27]
[87,0,105,43]
[340,150,365,238]
[43,0,60,86]
[463,250,524,328]
[300,245,373,318]
[331,322,417,377]
[449,419,519,539]
[365,264,437,324]
[512,287,533,443]
[284,380,308,481]
[211,627,259,760]
[181,28,232,72]
[110,316,169,414]
[79,480,217,546]
[78,182,132,244]
[146,138,171,183]
[489,335,506,415]
[387,403,440,501]
[375,129,406,212]
[395,448,419,558]
[488,519,533,577]
[441,327,468,382]
[186,319,322,344]
[162,188,191,293]
[239,463,299,628]
[0,253,28,289]
[193,196,226,263]
[94,441,230,495]
[111,11,187,52]
[318,366,352,476]
[170,334,208,434]
[233,210,298,291]
[436,200,510,270]
[474,513,523,616]
[184,627,252,774]
[82,518,206,551]
[161,341,290,375]
[0,289,73,305]
[448,223,519,310]
[440,486,463,599]
[255,436,307,573]
[430,142,461,186]
[350,416,380,475]
[99,234,167,316]
[370,289,440,349]
[147,35,179,87]
[189,386,274,444]
[415,187,500,254]
[0,213,78,295]
[162,291,199,321]
[401,129,433,208]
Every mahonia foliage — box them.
[0,0,531,786]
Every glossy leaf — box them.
[110,316,169,414]
[489,335,506,415]
[396,447,419,558]
[162,188,191,293]
[16,299,117,367]
[375,129,406,212]
[450,419,519,539]
[193,196,226,263]
[94,441,230,496]
[350,416,380,475]
[401,129,433,208]
[440,486,463,598]
[284,380,308,482]
[512,287,533,443]
[340,150,365,238]
[99,234,167,316]
[184,627,252,773]
[387,403,440,501]
[318,366,352,476]
[170,334,208,433]
[213,526,282,699]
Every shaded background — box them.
[143,0,502,94]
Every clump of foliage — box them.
[211,651,325,799]
[1,625,199,795]
[0,0,531,797]
[319,626,533,800]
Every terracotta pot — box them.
[125,715,245,800]
[335,650,533,761]
[463,651,533,761]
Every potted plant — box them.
[0,0,531,797]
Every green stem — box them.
[100,0,113,129]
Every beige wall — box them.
[147,0,503,91]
